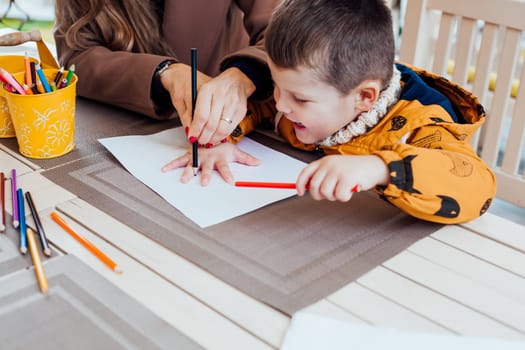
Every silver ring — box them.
[220,116,233,124]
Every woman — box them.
[54,0,277,146]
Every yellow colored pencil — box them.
[27,228,49,293]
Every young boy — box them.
[164,0,496,224]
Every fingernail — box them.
[198,143,204,148]
[220,138,227,143]
[205,143,213,149]
[189,136,197,143]
[185,126,189,135]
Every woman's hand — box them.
[161,142,260,186]
[296,155,389,201]
[161,65,255,146]
[190,67,255,145]
[160,62,210,131]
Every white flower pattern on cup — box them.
[60,100,71,112]
[1,98,9,114]
[33,108,57,129]
[9,104,23,121]
[36,144,54,158]
[0,116,14,136]
[46,120,72,147]
[18,125,34,155]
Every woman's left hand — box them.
[188,67,256,146]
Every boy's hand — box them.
[296,155,389,201]
[161,142,260,186]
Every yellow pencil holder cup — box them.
[5,68,77,159]
[0,55,39,138]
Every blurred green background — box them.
[0,18,54,43]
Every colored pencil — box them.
[234,181,361,193]
[24,51,32,87]
[29,61,39,94]
[0,172,5,232]
[17,188,27,254]
[25,191,51,257]
[58,64,75,89]
[22,84,33,95]
[0,68,26,95]
[190,48,199,176]
[53,66,64,86]
[11,169,19,228]
[50,211,122,273]
[27,228,49,293]
[35,64,51,93]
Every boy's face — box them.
[269,60,362,144]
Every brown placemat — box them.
[0,254,204,350]
[42,150,440,315]
[3,98,442,315]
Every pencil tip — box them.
[13,220,19,228]
[20,246,27,255]
[0,224,5,232]
[44,248,52,257]
[114,266,123,274]
[193,168,198,176]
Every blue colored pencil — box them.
[35,64,52,93]
[17,189,28,254]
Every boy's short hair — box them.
[265,0,395,94]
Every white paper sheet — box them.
[99,127,306,227]
[282,311,525,350]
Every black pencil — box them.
[29,61,39,94]
[53,66,64,86]
[25,191,51,257]
[191,48,198,176]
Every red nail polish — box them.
[205,143,213,149]
[221,138,227,143]
[185,126,189,135]
[189,136,197,143]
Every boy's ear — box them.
[354,80,382,112]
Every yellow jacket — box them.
[232,63,496,224]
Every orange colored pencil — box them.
[234,181,361,192]
[27,228,49,293]
[50,211,122,273]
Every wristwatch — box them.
[152,59,177,115]
[155,59,177,79]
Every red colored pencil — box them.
[234,181,360,192]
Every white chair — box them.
[398,0,525,208]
